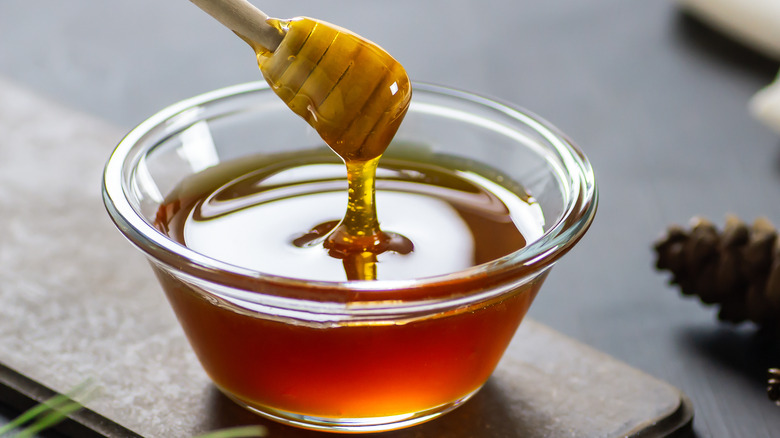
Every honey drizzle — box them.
[327,158,381,252]
[251,17,413,280]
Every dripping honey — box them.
[248,17,412,280]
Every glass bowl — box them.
[102,82,597,433]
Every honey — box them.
[246,17,412,280]
[152,150,546,419]
[250,17,410,162]
[156,266,542,420]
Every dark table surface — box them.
[1,1,779,437]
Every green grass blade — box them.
[0,379,266,438]
[0,393,74,435]
[13,399,85,438]
[0,379,95,437]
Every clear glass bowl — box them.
[102,82,597,433]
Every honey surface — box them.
[155,152,544,282]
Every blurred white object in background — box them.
[678,0,780,135]
[678,0,780,60]
[750,74,780,135]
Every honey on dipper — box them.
[245,17,414,280]
[151,9,545,427]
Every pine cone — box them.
[769,369,780,404]
[654,215,780,328]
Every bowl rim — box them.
[102,81,597,304]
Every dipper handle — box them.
[189,0,284,51]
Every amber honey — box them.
[244,16,412,280]
[152,150,546,420]
[251,17,410,163]
[155,266,542,420]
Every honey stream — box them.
[246,17,413,280]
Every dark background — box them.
[1,1,779,436]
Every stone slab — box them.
[0,77,692,437]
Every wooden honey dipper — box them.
[189,0,411,163]
[189,0,413,280]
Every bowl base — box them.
[218,385,482,434]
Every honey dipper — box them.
[189,0,411,163]
[190,0,413,280]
